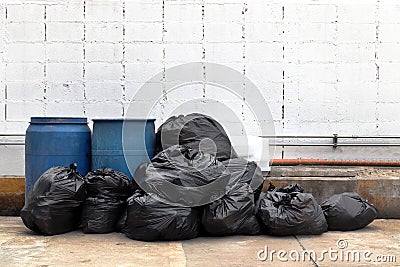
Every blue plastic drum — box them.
[25,117,91,201]
[91,119,156,179]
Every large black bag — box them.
[81,168,132,234]
[123,190,200,241]
[257,191,328,236]
[134,145,232,207]
[21,164,86,235]
[155,113,237,161]
[201,183,261,236]
[151,145,227,187]
[221,158,263,190]
[321,192,378,231]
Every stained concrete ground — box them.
[1,217,399,267]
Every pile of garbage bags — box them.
[21,113,378,240]
[124,145,263,240]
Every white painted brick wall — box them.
[125,62,163,83]
[1,0,400,176]
[124,22,163,42]
[85,63,122,80]
[85,1,123,22]
[85,43,123,62]
[46,43,83,62]
[6,43,45,62]
[86,23,123,42]
[85,81,123,101]
[46,81,84,101]
[46,102,84,117]
[164,43,203,63]
[6,22,45,42]
[6,63,43,81]
[7,81,44,101]
[46,3,84,22]
[6,4,44,22]
[46,22,84,42]
[6,102,44,121]
[47,63,83,81]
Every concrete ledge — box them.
[263,176,358,204]
[1,166,400,219]
[357,176,400,219]
[264,166,400,219]
[0,177,25,216]
[268,166,360,177]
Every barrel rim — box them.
[30,117,88,124]
[92,118,156,121]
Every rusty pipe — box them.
[270,158,400,167]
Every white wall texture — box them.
[1,0,400,175]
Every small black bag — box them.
[21,164,86,235]
[201,183,261,236]
[123,190,200,241]
[321,192,377,231]
[81,168,132,234]
[257,191,328,236]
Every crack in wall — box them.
[160,0,167,120]
[281,5,285,159]
[241,2,247,136]
[375,0,380,131]
[4,5,7,121]
[43,4,47,115]
[201,1,206,98]
[121,0,126,117]
[82,0,86,115]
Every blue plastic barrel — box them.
[25,117,91,200]
[92,119,156,178]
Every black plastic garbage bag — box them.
[267,182,304,193]
[135,145,232,207]
[81,168,132,234]
[151,145,227,187]
[201,183,261,236]
[221,158,263,190]
[115,207,127,233]
[123,190,200,241]
[321,192,378,231]
[257,192,328,236]
[21,164,86,235]
[155,113,237,161]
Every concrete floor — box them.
[0,217,399,267]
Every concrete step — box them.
[0,177,24,216]
[263,176,357,204]
[264,176,400,217]
[1,166,400,218]
[264,165,400,219]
